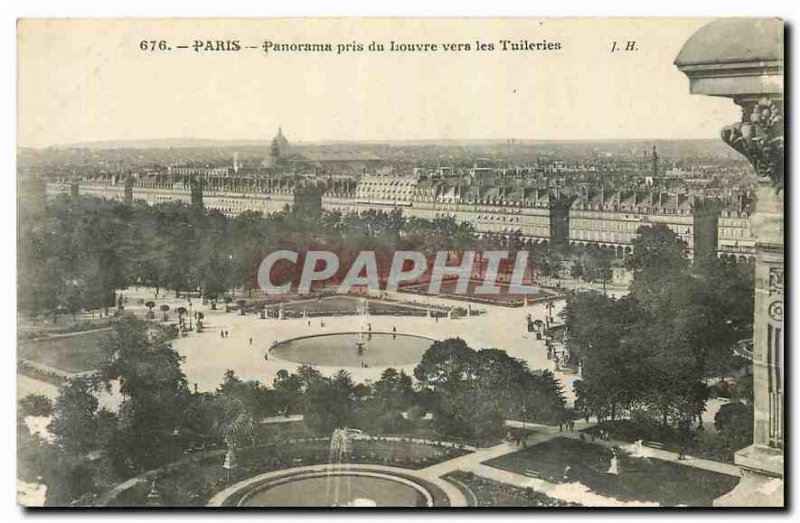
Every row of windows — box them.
[719,227,755,239]
[571,219,641,232]
[571,231,634,242]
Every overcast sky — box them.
[18,18,741,148]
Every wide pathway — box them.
[413,426,656,507]
[415,419,739,507]
[167,291,581,403]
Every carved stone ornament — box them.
[768,301,783,322]
[768,267,784,296]
[721,98,784,190]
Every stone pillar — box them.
[675,18,783,506]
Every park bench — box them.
[645,441,666,450]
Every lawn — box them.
[483,437,740,507]
[18,328,112,373]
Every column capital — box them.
[722,97,784,190]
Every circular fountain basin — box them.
[237,471,432,507]
[269,332,434,368]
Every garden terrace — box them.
[483,437,740,507]
[103,437,472,507]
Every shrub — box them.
[714,402,753,449]
[19,394,54,417]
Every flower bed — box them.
[105,437,471,507]
[443,471,575,507]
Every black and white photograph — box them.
[13,15,785,509]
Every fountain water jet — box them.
[355,298,370,355]
[327,428,366,506]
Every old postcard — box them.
[16,17,784,508]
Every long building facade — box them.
[45,171,755,261]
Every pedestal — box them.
[715,445,783,507]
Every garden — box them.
[18,328,112,373]
[483,437,740,507]
[106,436,470,506]
[443,470,576,507]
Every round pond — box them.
[239,473,430,507]
[268,332,433,367]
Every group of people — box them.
[505,430,528,447]
[219,329,230,338]
[579,428,610,443]
[559,419,577,432]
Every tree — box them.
[625,224,689,306]
[159,304,170,321]
[273,369,303,416]
[413,338,476,386]
[50,377,99,456]
[100,316,190,471]
[566,244,728,432]
[217,369,277,419]
[303,371,357,435]
[564,291,645,421]
[715,402,754,450]
[296,364,323,388]
[144,300,156,319]
[19,394,54,418]
[570,260,584,281]
[582,248,614,292]
[680,258,754,379]
[415,339,565,444]
[373,368,414,412]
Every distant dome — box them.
[675,18,783,67]
[270,127,291,159]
